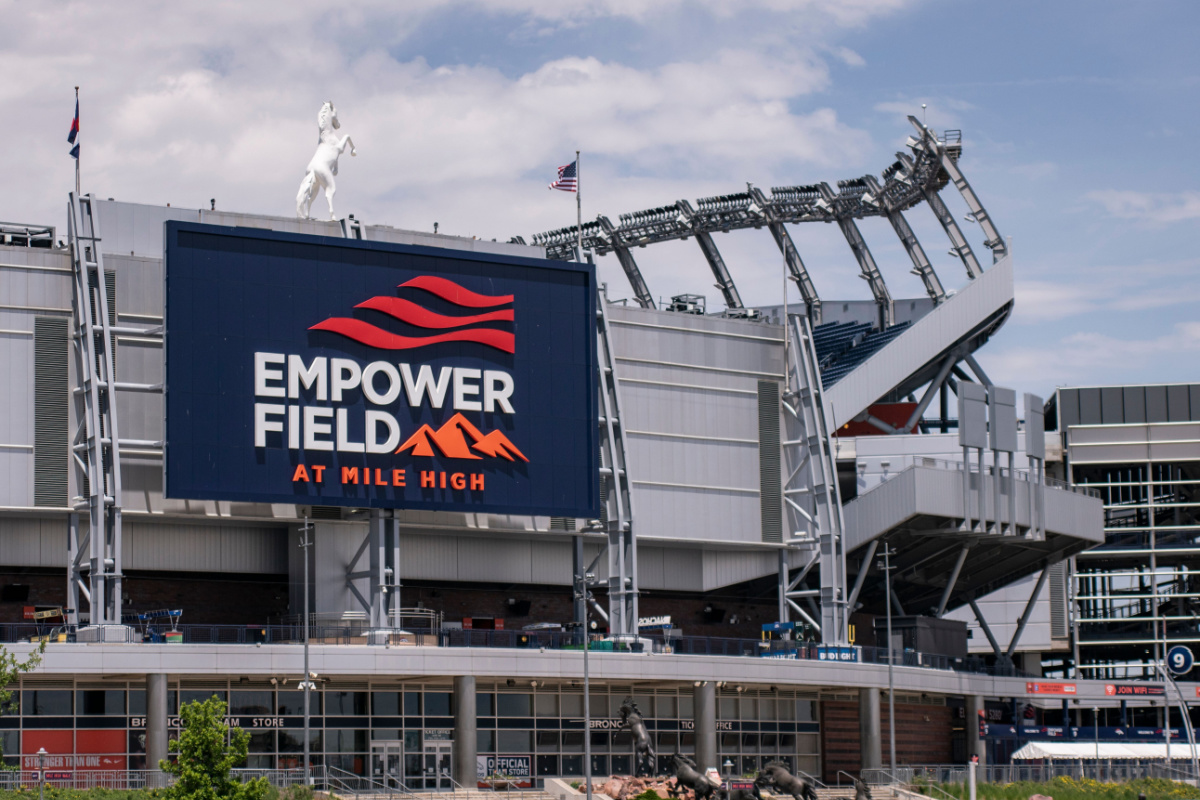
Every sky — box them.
[6,0,1199,400]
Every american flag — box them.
[67,98,80,159]
[549,160,577,192]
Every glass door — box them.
[371,741,404,790]
[423,742,454,790]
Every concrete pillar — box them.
[453,676,477,788]
[859,688,882,773]
[694,681,717,771]
[966,695,986,766]
[146,674,169,786]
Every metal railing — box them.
[872,761,1200,787]
[0,768,306,790]
[317,763,420,798]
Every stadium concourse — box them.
[0,120,1186,789]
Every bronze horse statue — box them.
[756,762,816,800]
[619,697,657,776]
[668,753,723,800]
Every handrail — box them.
[836,770,858,787]
[318,764,420,799]
[792,767,827,790]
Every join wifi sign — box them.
[163,222,600,517]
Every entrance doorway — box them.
[370,741,404,789]
[423,742,453,790]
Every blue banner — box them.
[164,222,599,516]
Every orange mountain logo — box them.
[396,413,528,462]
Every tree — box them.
[0,641,45,766]
[161,695,270,800]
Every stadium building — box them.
[0,117,1188,788]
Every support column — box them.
[966,695,985,766]
[453,676,477,789]
[146,673,169,786]
[694,681,717,771]
[859,688,882,773]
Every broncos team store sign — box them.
[164,222,599,517]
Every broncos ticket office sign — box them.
[164,222,599,517]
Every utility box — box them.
[873,615,968,659]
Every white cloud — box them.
[990,322,1200,391]
[1085,190,1200,224]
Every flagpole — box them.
[74,86,80,198]
[575,150,582,263]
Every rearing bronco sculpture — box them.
[619,697,656,776]
[756,762,816,800]
[668,753,723,800]
[296,101,356,220]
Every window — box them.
[797,700,816,722]
[679,696,693,719]
[591,755,608,775]
[534,694,558,717]
[591,731,609,749]
[229,691,273,716]
[372,692,400,716]
[497,694,531,717]
[247,732,275,753]
[561,694,583,717]
[129,690,146,716]
[476,693,494,716]
[279,730,322,752]
[536,755,559,776]
[180,690,225,708]
[477,730,495,752]
[498,730,532,751]
[21,691,71,716]
[326,692,368,716]
[536,731,559,748]
[77,690,124,716]
[327,729,368,753]
[719,698,737,720]
[658,696,677,718]
[657,732,678,748]
[561,731,584,751]
[561,755,583,776]
[403,692,421,715]
[278,691,320,715]
[424,692,452,716]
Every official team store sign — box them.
[164,222,599,517]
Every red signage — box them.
[1026,682,1077,695]
[1106,684,1165,696]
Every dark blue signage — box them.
[981,724,1182,741]
[164,222,599,516]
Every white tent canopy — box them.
[1013,741,1200,761]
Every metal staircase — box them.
[779,314,849,644]
[66,194,131,637]
[593,289,638,635]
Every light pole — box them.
[37,746,46,800]
[1093,707,1099,774]
[300,519,314,786]
[878,544,897,772]
[575,571,595,800]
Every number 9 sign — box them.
[1167,645,1194,675]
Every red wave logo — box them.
[397,413,528,462]
[310,276,514,353]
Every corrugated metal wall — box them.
[33,317,69,507]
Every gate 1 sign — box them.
[164,222,599,517]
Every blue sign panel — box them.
[164,222,599,516]
[1167,645,1194,675]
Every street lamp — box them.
[574,571,595,800]
[877,544,897,773]
[299,519,314,786]
[37,747,47,800]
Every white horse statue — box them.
[296,101,357,219]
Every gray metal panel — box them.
[1077,388,1101,425]
[1192,385,1200,422]
[1145,385,1168,423]
[0,323,34,506]
[701,548,776,592]
[0,517,61,567]
[1167,384,1191,422]
[757,381,782,543]
[1099,387,1124,425]
[958,382,987,449]
[124,521,286,573]
[33,317,69,507]
[1057,389,1079,429]
[988,386,1017,453]
[1024,393,1045,461]
[1123,387,1146,424]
